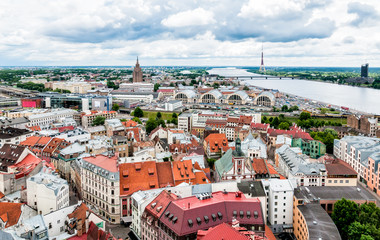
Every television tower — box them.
[259,44,266,72]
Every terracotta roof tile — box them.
[204,133,230,153]
[82,154,118,172]
[197,223,249,240]
[145,190,178,219]
[252,159,269,175]
[0,202,23,228]
[156,162,174,188]
[119,161,159,196]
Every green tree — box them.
[271,117,280,128]
[278,122,290,130]
[299,112,311,120]
[320,108,327,114]
[171,118,178,125]
[281,105,289,112]
[133,107,144,118]
[332,198,359,239]
[112,103,119,111]
[348,222,371,240]
[132,117,142,124]
[156,112,162,119]
[92,116,106,126]
[360,235,374,240]
[145,117,158,134]
[158,119,166,128]
[120,118,127,122]
[172,113,178,119]
[243,86,249,91]
[207,158,217,169]
[154,83,160,92]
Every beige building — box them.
[81,154,120,223]
[45,81,92,94]
[81,111,117,128]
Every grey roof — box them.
[237,181,266,197]
[295,185,377,202]
[60,142,86,155]
[28,109,76,120]
[229,90,249,100]
[0,117,29,127]
[277,145,325,175]
[111,91,159,97]
[192,184,212,195]
[241,133,267,158]
[298,204,341,240]
[215,149,233,178]
[202,90,222,99]
[257,91,275,100]
[28,169,68,196]
[176,90,197,98]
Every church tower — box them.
[133,57,143,82]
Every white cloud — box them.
[161,8,215,27]
[0,0,379,66]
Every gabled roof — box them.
[252,159,269,175]
[0,202,23,228]
[145,190,178,220]
[204,133,230,153]
[122,120,138,128]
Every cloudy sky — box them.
[0,0,380,67]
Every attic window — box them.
[148,168,155,175]
[240,211,244,218]
[123,185,129,191]
[217,212,223,220]
[254,211,259,219]
[122,170,129,177]
[188,219,193,227]
[156,206,162,212]
[172,217,178,224]
[196,217,202,225]
[135,163,141,171]
[204,216,209,223]
[149,182,156,188]
[233,211,237,218]
[247,211,251,219]
[168,214,174,220]
[211,214,216,221]
[165,211,170,217]
[151,202,157,208]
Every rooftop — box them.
[28,168,68,196]
[82,154,118,173]
[298,204,341,240]
[0,127,31,139]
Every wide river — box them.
[208,68,380,115]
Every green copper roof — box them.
[215,149,233,178]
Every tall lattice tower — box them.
[259,45,266,72]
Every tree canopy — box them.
[92,116,106,126]
[133,107,144,118]
[112,103,119,111]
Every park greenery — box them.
[112,103,119,111]
[332,198,380,240]
[310,128,338,153]
[145,112,166,134]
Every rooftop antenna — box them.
[259,43,266,73]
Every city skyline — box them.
[1,0,380,67]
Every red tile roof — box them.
[122,120,138,128]
[325,159,357,176]
[82,154,118,172]
[204,133,230,153]
[145,190,178,219]
[172,160,196,184]
[119,161,159,197]
[8,153,42,179]
[126,127,141,142]
[160,191,263,237]
[252,159,269,175]
[267,128,313,140]
[197,223,249,240]
[251,123,270,131]
[156,162,175,188]
[0,202,23,228]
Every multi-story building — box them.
[45,80,92,94]
[324,158,357,186]
[81,154,120,223]
[158,191,265,240]
[275,145,327,186]
[141,190,178,240]
[347,115,378,136]
[291,138,326,159]
[334,136,380,196]
[0,127,33,147]
[56,142,86,181]
[27,167,70,215]
[27,109,76,127]
[262,179,296,233]
[81,111,117,129]
[203,133,231,159]
[178,113,192,132]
